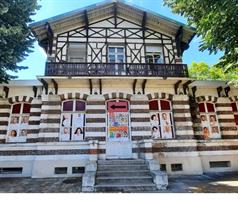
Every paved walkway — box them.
[0,172,238,193]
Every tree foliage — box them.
[164,0,238,71]
[188,62,238,86]
[0,0,40,83]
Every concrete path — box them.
[0,172,238,193]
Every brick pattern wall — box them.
[172,95,195,139]
[27,98,42,143]
[85,95,106,141]
[130,95,151,140]
[0,98,10,143]
[216,98,238,139]
[38,95,61,142]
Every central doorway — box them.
[106,100,132,159]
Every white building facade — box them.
[0,0,238,179]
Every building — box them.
[0,0,238,188]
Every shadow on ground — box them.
[1,172,238,193]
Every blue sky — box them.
[16,0,223,80]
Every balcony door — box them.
[108,46,125,75]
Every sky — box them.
[15,0,223,80]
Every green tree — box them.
[189,62,238,86]
[0,0,40,83]
[164,0,238,71]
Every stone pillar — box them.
[85,95,106,142]
[0,98,10,143]
[172,95,195,139]
[89,140,99,161]
[38,94,61,142]
[130,95,151,141]
[82,160,97,192]
[27,98,42,143]
[216,97,238,139]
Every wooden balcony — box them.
[45,62,188,77]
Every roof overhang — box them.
[30,0,195,49]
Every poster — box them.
[61,113,71,141]
[108,112,129,142]
[150,113,161,139]
[160,112,173,139]
[200,114,210,139]
[209,114,221,139]
[61,126,70,141]
[72,113,84,141]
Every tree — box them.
[164,0,238,71]
[0,0,40,83]
[188,62,238,86]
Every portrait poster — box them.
[210,126,221,139]
[9,116,19,129]
[200,114,210,139]
[209,114,221,139]
[160,112,173,139]
[150,113,160,139]
[61,113,71,127]
[108,112,129,142]
[61,126,70,141]
[19,115,29,129]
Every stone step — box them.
[97,164,148,171]
[96,176,153,185]
[96,170,151,177]
[98,159,146,165]
[94,184,158,192]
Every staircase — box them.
[94,159,158,192]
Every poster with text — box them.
[108,112,129,142]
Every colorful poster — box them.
[108,112,129,142]
[160,112,173,139]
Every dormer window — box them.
[146,46,163,64]
[67,43,86,62]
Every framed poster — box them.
[108,112,129,142]
[72,113,84,141]
[150,113,161,139]
[160,112,173,139]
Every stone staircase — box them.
[94,159,158,192]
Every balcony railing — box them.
[45,62,188,77]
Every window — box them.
[60,100,85,141]
[160,164,167,171]
[145,46,163,64]
[231,102,238,126]
[171,164,183,172]
[209,161,231,168]
[7,103,31,143]
[108,47,125,63]
[72,167,85,174]
[199,102,220,139]
[67,43,86,62]
[0,167,23,174]
[149,100,174,139]
[54,167,67,174]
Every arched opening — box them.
[106,99,132,159]
[60,100,86,141]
